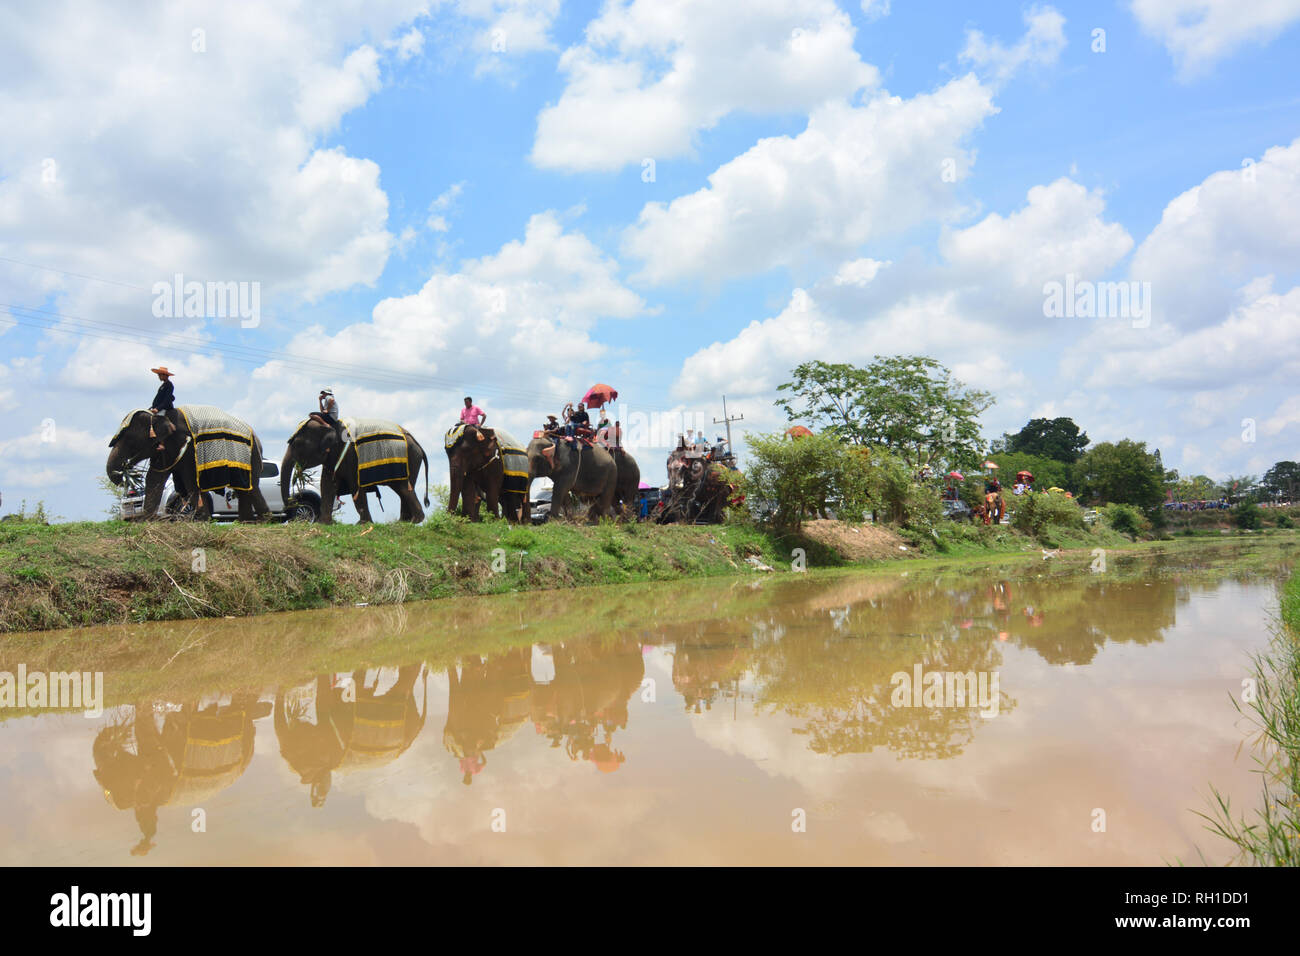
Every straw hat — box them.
[150,366,173,378]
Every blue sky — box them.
[2,0,1299,520]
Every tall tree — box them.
[1262,461,1300,501]
[1071,440,1165,512]
[1005,417,1090,463]
[774,356,993,469]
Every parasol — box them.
[1047,486,1065,493]
[983,461,999,470]
[638,481,652,489]
[581,384,618,408]
[785,425,814,438]
[1016,470,1034,482]
[947,471,964,480]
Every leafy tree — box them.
[987,452,1073,493]
[1169,474,1220,502]
[1234,501,1263,530]
[1262,461,1300,501]
[1071,440,1165,513]
[744,432,850,530]
[1004,417,1089,463]
[774,357,993,470]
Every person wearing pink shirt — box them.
[460,396,486,427]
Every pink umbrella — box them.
[582,383,618,408]
[948,471,964,480]
[638,481,652,489]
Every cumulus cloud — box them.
[1129,138,1300,330]
[622,74,997,285]
[1130,0,1300,77]
[959,6,1067,83]
[0,0,423,328]
[531,0,879,172]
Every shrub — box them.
[1234,501,1263,530]
[1103,502,1148,538]
[1277,514,1295,529]
[1011,491,1084,539]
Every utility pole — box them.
[713,395,743,456]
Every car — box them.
[119,462,336,522]
[942,498,972,520]
[529,487,553,524]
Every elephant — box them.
[608,447,641,519]
[281,417,429,524]
[526,434,618,523]
[107,407,271,520]
[274,665,426,807]
[445,424,527,522]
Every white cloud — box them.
[860,0,891,21]
[1129,138,1300,330]
[623,74,997,284]
[531,0,879,172]
[427,181,466,232]
[0,0,423,326]
[959,6,1067,83]
[1130,0,1300,77]
[940,178,1133,290]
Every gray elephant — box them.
[608,447,641,519]
[106,406,271,520]
[527,434,618,523]
[281,417,430,524]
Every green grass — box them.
[1,512,1294,634]
[1192,564,1300,866]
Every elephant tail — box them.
[421,445,431,507]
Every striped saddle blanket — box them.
[496,428,529,497]
[343,418,409,489]
[178,405,255,492]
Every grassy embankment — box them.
[0,507,1293,633]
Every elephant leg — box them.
[318,471,338,525]
[354,489,373,523]
[448,470,463,517]
[395,483,424,523]
[485,479,501,519]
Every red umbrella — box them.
[1016,470,1034,482]
[785,425,814,438]
[581,383,618,408]
[948,471,964,480]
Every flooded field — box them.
[0,541,1292,866]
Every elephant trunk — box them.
[106,445,131,486]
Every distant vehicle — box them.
[943,499,972,520]
[120,462,335,522]
[529,488,553,525]
[637,486,665,520]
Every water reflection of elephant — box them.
[275,665,427,807]
[92,693,269,856]
[528,639,644,773]
[673,628,750,713]
[443,648,533,784]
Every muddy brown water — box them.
[0,541,1292,866]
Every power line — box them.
[1,300,696,417]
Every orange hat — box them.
[150,366,173,377]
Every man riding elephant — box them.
[106,404,271,520]
[282,416,430,524]
[527,430,617,523]
[444,423,529,522]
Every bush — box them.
[1103,502,1149,538]
[1011,491,1084,539]
[1277,514,1295,529]
[1234,501,1263,530]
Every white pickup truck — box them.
[119,462,339,522]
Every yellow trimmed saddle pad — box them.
[444,423,467,449]
[344,418,409,489]
[495,427,530,497]
[178,405,255,492]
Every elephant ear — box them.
[109,409,148,447]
